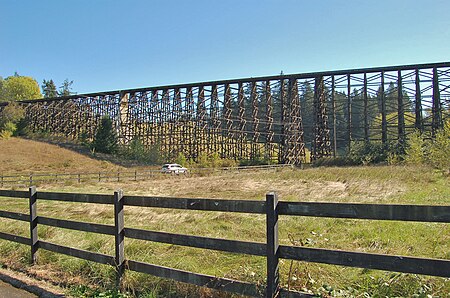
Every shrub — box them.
[0,102,25,138]
[429,121,450,170]
[348,141,387,165]
[118,139,163,165]
[146,143,163,164]
[346,140,405,165]
[125,137,147,161]
[0,121,16,139]
[404,131,426,164]
[188,153,238,168]
[312,157,356,167]
[91,116,118,154]
[174,152,188,166]
[403,120,450,171]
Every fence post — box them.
[114,189,125,288]
[99,172,101,182]
[77,173,81,183]
[134,170,137,181]
[266,192,279,298]
[29,174,33,187]
[29,186,38,265]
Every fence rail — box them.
[0,188,448,297]
[0,164,293,187]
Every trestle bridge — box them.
[2,62,449,164]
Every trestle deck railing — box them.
[0,188,448,297]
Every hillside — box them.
[0,137,124,174]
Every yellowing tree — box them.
[0,75,42,102]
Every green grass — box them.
[0,165,449,297]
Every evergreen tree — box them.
[92,116,118,154]
[58,79,74,97]
[42,79,58,98]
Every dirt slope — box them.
[0,138,123,174]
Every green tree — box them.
[58,79,74,97]
[92,116,118,154]
[0,76,42,102]
[0,102,26,138]
[42,79,58,98]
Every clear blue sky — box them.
[1,0,449,94]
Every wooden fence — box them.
[0,188,449,297]
[0,164,293,187]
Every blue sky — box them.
[1,0,449,94]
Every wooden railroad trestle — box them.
[1,62,449,163]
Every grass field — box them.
[0,138,449,297]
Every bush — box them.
[92,116,118,154]
[0,102,25,138]
[119,138,163,165]
[404,131,426,164]
[14,117,30,136]
[146,143,163,164]
[346,140,405,165]
[188,152,238,169]
[348,141,387,165]
[125,137,147,161]
[312,157,356,167]
[0,121,16,139]
[405,120,450,171]
[174,152,188,166]
[429,121,450,170]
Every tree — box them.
[42,79,58,98]
[0,76,42,102]
[92,116,118,154]
[0,101,26,138]
[58,79,74,97]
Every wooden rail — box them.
[0,188,448,297]
[0,164,293,187]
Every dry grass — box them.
[0,138,124,174]
[0,138,449,297]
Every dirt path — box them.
[0,268,65,298]
[0,279,37,298]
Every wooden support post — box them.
[29,174,33,187]
[279,79,286,164]
[397,70,405,146]
[347,74,352,154]
[381,72,387,146]
[363,73,369,142]
[415,69,423,132]
[114,189,125,288]
[29,186,38,265]
[77,173,81,184]
[331,76,337,157]
[266,192,279,298]
[265,81,274,161]
[432,67,442,136]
